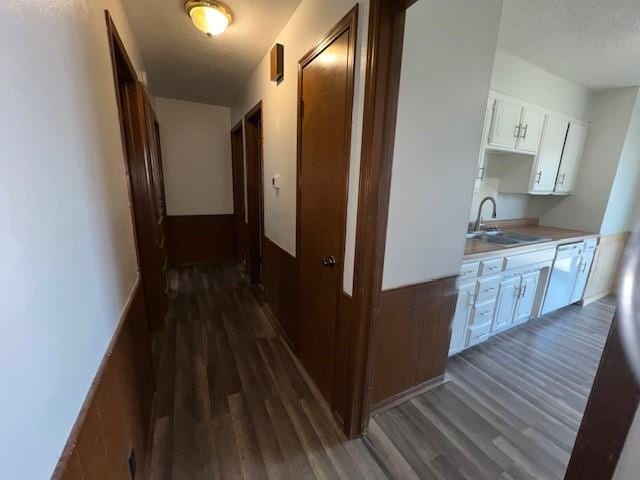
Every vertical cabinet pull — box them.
[535,171,542,184]
[521,124,529,139]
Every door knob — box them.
[321,256,337,267]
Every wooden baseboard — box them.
[167,214,235,265]
[53,281,155,480]
[370,374,446,416]
[370,275,458,407]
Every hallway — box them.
[148,263,387,479]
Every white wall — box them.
[0,1,143,478]
[155,97,233,216]
[541,87,639,233]
[601,91,640,235]
[231,0,369,294]
[382,0,503,289]
[491,49,592,121]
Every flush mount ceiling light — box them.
[185,0,233,37]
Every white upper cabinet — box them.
[515,108,545,153]
[555,121,589,194]
[530,115,570,193]
[475,97,494,193]
[489,99,522,149]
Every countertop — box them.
[464,223,599,261]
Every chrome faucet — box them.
[473,196,497,232]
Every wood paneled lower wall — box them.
[167,214,235,265]
[584,231,629,304]
[263,237,299,347]
[370,276,458,409]
[53,283,155,480]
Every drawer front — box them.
[480,258,504,276]
[460,262,480,282]
[505,248,556,271]
[466,322,491,347]
[470,300,496,326]
[476,275,501,302]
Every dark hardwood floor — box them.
[367,297,616,480]
[148,263,387,479]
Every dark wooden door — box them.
[297,11,357,402]
[230,123,246,262]
[120,82,168,331]
[245,105,264,284]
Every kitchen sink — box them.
[467,230,551,247]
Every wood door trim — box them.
[295,5,359,413]
[344,0,407,438]
[348,5,639,479]
[230,120,246,261]
[244,101,264,284]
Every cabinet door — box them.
[556,122,588,194]
[514,271,540,323]
[516,108,545,153]
[571,249,595,303]
[489,99,521,149]
[475,97,494,192]
[492,276,521,332]
[530,116,570,193]
[449,283,476,355]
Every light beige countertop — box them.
[463,220,599,262]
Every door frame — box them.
[106,11,166,333]
[346,2,640,477]
[230,120,246,262]
[295,5,359,411]
[244,102,265,284]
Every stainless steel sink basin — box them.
[466,230,551,247]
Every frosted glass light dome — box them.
[185,1,232,37]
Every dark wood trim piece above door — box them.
[564,315,640,480]
[343,0,407,438]
[244,101,264,285]
[230,120,246,262]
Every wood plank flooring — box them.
[368,297,616,480]
[147,263,387,480]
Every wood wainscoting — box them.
[584,231,629,304]
[167,214,235,265]
[53,282,155,480]
[263,237,299,347]
[369,275,458,409]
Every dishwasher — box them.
[542,242,584,314]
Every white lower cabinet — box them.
[492,275,520,333]
[450,251,553,356]
[514,270,541,324]
[449,282,475,355]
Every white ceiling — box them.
[122,0,302,106]
[498,0,640,90]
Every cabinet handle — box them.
[535,171,542,184]
[479,311,491,316]
[520,284,527,299]
[521,124,529,139]
[477,166,485,180]
[558,173,567,186]
[515,124,522,138]
[484,287,497,293]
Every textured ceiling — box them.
[122,0,302,106]
[499,0,640,89]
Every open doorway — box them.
[345,0,638,478]
[245,102,264,285]
[230,121,246,263]
[107,12,168,333]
